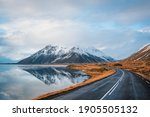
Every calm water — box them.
[0,65,89,100]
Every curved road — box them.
[44,69,150,100]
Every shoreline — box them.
[0,63,68,67]
[33,64,116,100]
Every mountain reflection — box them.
[21,66,89,85]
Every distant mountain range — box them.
[18,45,114,64]
[126,43,150,61]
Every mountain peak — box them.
[18,44,114,64]
[69,46,87,55]
[38,44,68,56]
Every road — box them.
[44,69,150,100]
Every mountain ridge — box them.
[126,43,150,61]
[18,44,114,64]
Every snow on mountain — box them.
[18,44,114,64]
[137,43,150,52]
[34,45,69,57]
[84,47,112,62]
[68,46,113,62]
[140,43,150,53]
[22,66,88,85]
[126,43,150,61]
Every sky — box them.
[0,0,150,63]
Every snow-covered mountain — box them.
[126,43,150,61]
[18,45,114,64]
[22,66,88,85]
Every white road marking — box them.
[109,82,119,95]
[119,74,124,82]
[146,81,150,84]
[100,70,125,100]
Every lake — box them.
[0,65,89,100]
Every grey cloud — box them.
[0,0,106,19]
[75,0,150,24]
[1,0,150,24]
[0,0,76,18]
[0,0,150,60]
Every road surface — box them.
[44,69,150,100]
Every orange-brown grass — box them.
[106,61,150,81]
[33,64,116,100]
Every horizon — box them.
[0,43,150,63]
[0,0,150,63]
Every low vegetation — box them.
[106,60,150,81]
[113,63,122,66]
[68,64,113,78]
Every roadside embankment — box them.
[33,64,116,100]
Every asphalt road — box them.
[44,69,150,100]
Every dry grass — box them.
[33,64,116,100]
[106,60,150,81]
[68,64,110,77]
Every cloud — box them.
[137,27,150,33]
[76,0,150,24]
[0,0,108,20]
[0,18,149,60]
[97,46,108,51]
[0,0,150,61]
[1,0,150,24]
[0,18,89,60]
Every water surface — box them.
[0,65,89,100]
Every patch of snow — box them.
[138,43,150,52]
[69,47,89,55]
[85,47,105,56]
[69,46,111,61]
[143,45,150,52]
[84,47,111,61]
[38,45,69,56]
